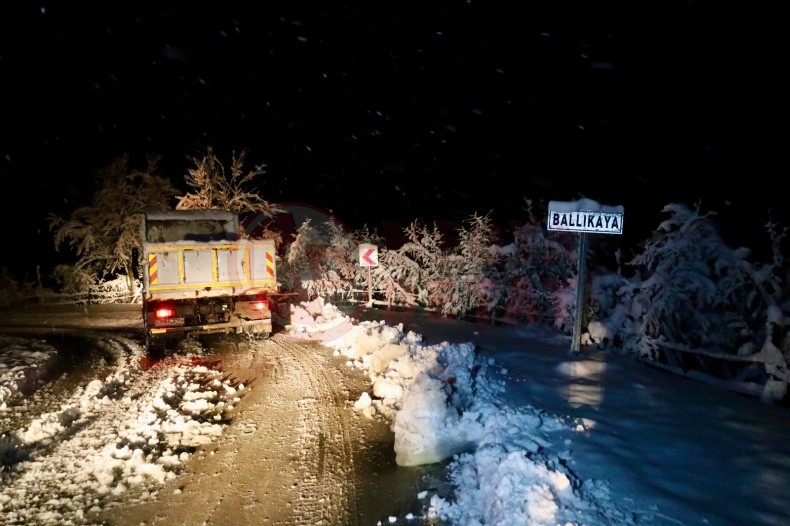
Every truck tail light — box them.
[155,306,176,319]
[254,300,268,311]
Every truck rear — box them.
[140,209,280,349]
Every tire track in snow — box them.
[99,334,360,526]
[269,336,358,525]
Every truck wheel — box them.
[145,332,168,358]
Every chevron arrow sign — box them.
[359,244,378,267]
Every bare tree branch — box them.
[48,153,178,292]
[176,147,283,220]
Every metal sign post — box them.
[367,266,372,306]
[571,233,588,353]
[547,198,624,353]
[358,243,379,307]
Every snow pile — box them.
[283,297,354,341]
[325,319,641,524]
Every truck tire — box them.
[145,331,166,357]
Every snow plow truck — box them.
[139,209,283,350]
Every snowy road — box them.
[0,307,438,526]
[97,335,412,526]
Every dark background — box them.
[0,2,785,280]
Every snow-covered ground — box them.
[0,332,244,524]
[1,300,789,525]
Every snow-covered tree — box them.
[50,264,96,297]
[175,147,282,220]
[625,203,783,353]
[395,220,453,312]
[312,218,363,299]
[442,213,498,316]
[279,218,362,301]
[372,247,420,308]
[48,154,178,295]
[279,219,317,298]
[482,221,577,326]
[366,214,498,316]
[583,202,788,402]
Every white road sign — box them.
[547,199,624,235]
[359,243,379,267]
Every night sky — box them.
[0,2,785,278]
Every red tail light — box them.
[254,300,267,311]
[155,306,175,319]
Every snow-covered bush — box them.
[356,227,420,308]
[392,220,454,311]
[588,203,787,369]
[373,248,420,308]
[586,270,655,355]
[279,218,371,302]
[90,275,142,304]
[278,209,579,323]
[482,222,577,325]
[376,214,498,317]
[51,264,96,297]
[49,266,141,304]
[438,213,498,316]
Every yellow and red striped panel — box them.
[265,250,274,278]
[148,253,158,285]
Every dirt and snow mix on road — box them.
[0,335,244,525]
